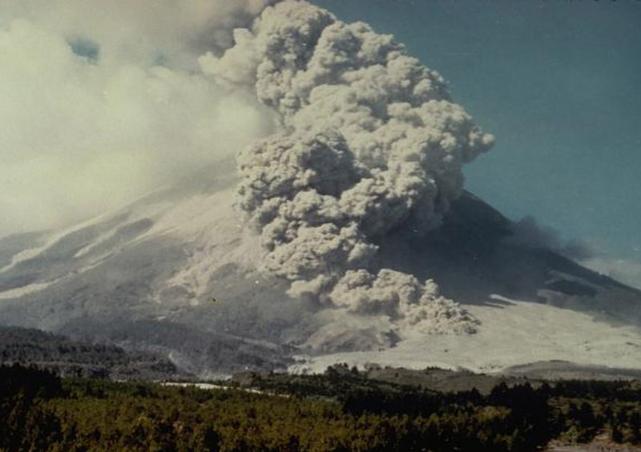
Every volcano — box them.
[2,0,640,377]
[1,167,640,376]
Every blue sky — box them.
[316,0,641,263]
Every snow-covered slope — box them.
[0,164,305,374]
[293,295,641,374]
[1,167,640,375]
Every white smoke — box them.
[508,216,594,263]
[206,0,493,335]
[0,0,276,68]
[0,0,276,236]
[581,256,641,291]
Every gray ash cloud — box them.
[203,0,493,335]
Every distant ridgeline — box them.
[0,325,188,380]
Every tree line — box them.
[2,364,641,451]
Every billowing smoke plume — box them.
[2,0,493,341]
[0,0,276,236]
[205,1,493,334]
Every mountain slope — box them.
[1,171,640,375]
[0,325,187,379]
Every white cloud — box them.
[581,256,641,290]
[0,2,276,236]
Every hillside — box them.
[1,182,641,376]
[0,325,188,380]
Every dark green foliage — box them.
[3,364,641,451]
[0,325,184,380]
[0,365,64,451]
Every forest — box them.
[0,325,184,380]
[2,363,641,451]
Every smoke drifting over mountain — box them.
[4,0,641,373]
[1,0,496,342]
[0,0,276,236]
[204,0,493,332]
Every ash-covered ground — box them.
[1,1,640,377]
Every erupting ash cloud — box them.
[204,0,494,333]
[2,0,496,342]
